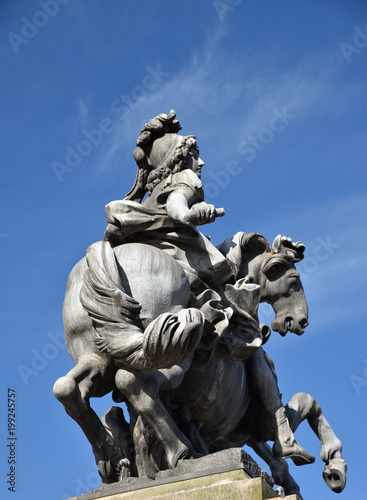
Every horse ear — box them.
[272,235,282,254]
[217,232,272,280]
[272,235,305,262]
[242,233,271,255]
[217,232,271,276]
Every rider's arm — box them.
[160,170,223,227]
[166,189,192,222]
[166,188,216,226]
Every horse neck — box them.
[238,253,267,301]
[219,232,270,299]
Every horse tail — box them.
[80,241,150,368]
[80,241,204,371]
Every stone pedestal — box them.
[67,448,300,500]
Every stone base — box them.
[67,448,300,500]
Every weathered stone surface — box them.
[54,110,346,499]
[155,448,273,486]
[66,448,276,500]
[67,470,278,500]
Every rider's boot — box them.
[272,406,315,466]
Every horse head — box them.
[217,232,309,337]
[261,235,308,336]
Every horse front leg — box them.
[285,392,347,493]
[53,355,129,483]
[115,367,196,471]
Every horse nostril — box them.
[285,317,292,329]
[299,318,309,328]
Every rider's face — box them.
[187,141,204,178]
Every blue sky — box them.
[1,1,366,499]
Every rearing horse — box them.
[53,232,346,496]
[111,232,345,497]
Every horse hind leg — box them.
[53,354,129,483]
[285,392,347,493]
[115,368,196,471]
[248,439,303,500]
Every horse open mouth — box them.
[271,317,288,336]
[271,316,308,336]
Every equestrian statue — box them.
[54,111,346,498]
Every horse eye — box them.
[267,264,282,279]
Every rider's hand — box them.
[183,202,217,226]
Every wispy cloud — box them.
[75,96,90,131]
[291,194,367,326]
[93,23,355,177]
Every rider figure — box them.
[104,110,314,466]
[104,113,232,296]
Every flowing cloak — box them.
[104,169,263,361]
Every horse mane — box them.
[217,232,271,279]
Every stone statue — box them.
[54,111,346,498]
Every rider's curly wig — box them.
[125,110,197,201]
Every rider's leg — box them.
[246,348,315,466]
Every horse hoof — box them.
[169,446,193,468]
[323,458,347,493]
